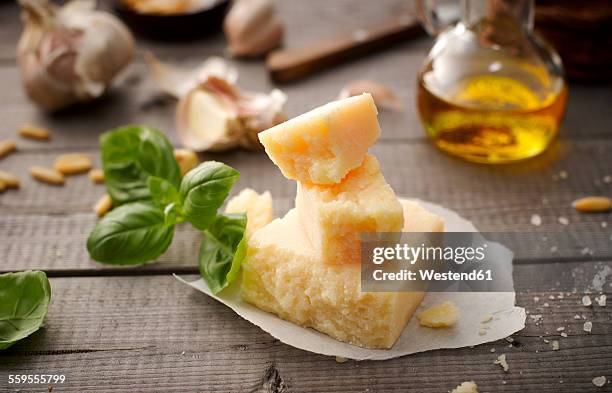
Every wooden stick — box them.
[266,15,424,83]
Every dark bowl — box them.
[114,0,230,41]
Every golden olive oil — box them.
[417,75,568,163]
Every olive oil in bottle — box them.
[415,0,568,163]
[417,74,568,163]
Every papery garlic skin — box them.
[339,80,403,112]
[224,0,283,57]
[17,0,134,111]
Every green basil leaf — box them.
[87,202,175,265]
[199,213,247,294]
[0,271,51,350]
[180,162,240,230]
[101,125,180,206]
[148,176,181,207]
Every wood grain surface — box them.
[0,0,611,392]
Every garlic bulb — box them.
[224,0,283,57]
[339,80,403,112]
[17,0,134,111]
[146,54,286,152]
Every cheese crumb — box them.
[560,332,568,338]
[494,354,509,372]
[582,295,592,307]
[335,356,348,363]
[417,301,459,328]
[596,295,607,307]
[592,376,607,387]
[551,340,559,350]
[481,314,493,323]
[583,321,593,332]
[556,327,565,332]
[450,381,478,393]
[530,214,542,226]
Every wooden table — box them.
[1,1,611,392]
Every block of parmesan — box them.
[241,199,444,349]
[258,93,380,185]
[296,154,403,265]
[225,188,273,237]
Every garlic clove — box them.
[17,0,134,111]
[176,87,242,152]
[338,80,403,112]
[145,52,238,98]
[148,55,287,152]
[224,0,283,57]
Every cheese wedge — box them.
[241,199,444,349]
[296,155,403,265]
[225,188,273,237]
[258,93,380,185]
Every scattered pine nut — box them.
[30,166,64,185]
[94,194,113,217]
[19,124,51,140]
[89,168,105,184]
[0,139,17,158]
[54,153,92,175]
[174,148,199,177]
[0,180,6,193]
[573,196,612,213]
[334,356,348,363]
[0,170,20,188]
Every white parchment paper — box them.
[176,199,526,360]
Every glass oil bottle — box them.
[416,0,567,163]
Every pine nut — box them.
[0,170,19,188]
[54,153,92,175]
[174,148,199,176]
[19,124,51,140]
[573,196,612,213]
[94,194,113,217]
[0,140,17,158]
[89,168,105,184]
[30,166,64,185]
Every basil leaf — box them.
[0,271,51,350]
[87,202,175,265]
[199,213,247,294]
[180,162,240,230]
[148,176,181,207]
[101,125,180,206]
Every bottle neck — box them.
[462,0,534,33]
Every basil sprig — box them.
[101,125,181,206]
[199,213,247,293]
[87,125,247,293]
[0,271,51,350]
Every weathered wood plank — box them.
[0,261,610,392]
[1,141,610,272]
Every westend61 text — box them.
[372,269,493,281]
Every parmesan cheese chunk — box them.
[417,301,459,328]
[451,381,479,393]
[241,199,443,349]
[225,188,273,237]
[296,155,403,265]
[258,93,380,184]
